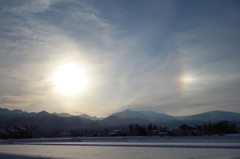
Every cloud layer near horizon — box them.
[0,0,240,116]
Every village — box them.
[1,120,239,139]
[109,120,239,137]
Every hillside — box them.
[181,110,240,122]
[112,109,177,121]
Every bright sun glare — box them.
[53,63,88,95]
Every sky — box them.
[0,0,240,117]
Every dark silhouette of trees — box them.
[147,124,153,133]
[197,120,237,135]
[129,123,159,136]
[129,124,147,136]
[153,124,158,130]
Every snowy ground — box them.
[0,135,240,159]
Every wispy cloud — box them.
[0,0,240,116]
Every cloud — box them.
[1,0,59,14]
[0,0,136,115]
[0,0,240,116]
[109,0,240,115]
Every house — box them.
[172,124,204,136]
[109,129,127,136]
[179,124,196,130]
[158,127,172,136]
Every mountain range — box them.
[1,107,240,122]
[0,108,240,132]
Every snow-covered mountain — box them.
[181,110,240,122]
[111,109,177,122]
[1,107,240,128]
[101,109,240,127]
[0,108,25,115]
[54,113,72,117]
[79,114,102,121]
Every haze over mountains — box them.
[112,109,178,121]
[1,108,240,121]
[1,107,240,125]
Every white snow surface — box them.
[0,135,240,159]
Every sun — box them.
[52,63,88,95]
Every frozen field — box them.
[0,136,240,159]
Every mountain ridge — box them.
[111,109,178,122]
[1,107,240,123]
[180,110,240,122]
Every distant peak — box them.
[37,111,50,115]
[212,110,222,112]
[124,109,133,112]
[80,114,90,117]
[39,110,48,113]
[208,110,228,113]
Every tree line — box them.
[0,120,238,139]
[195,120,237,135]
